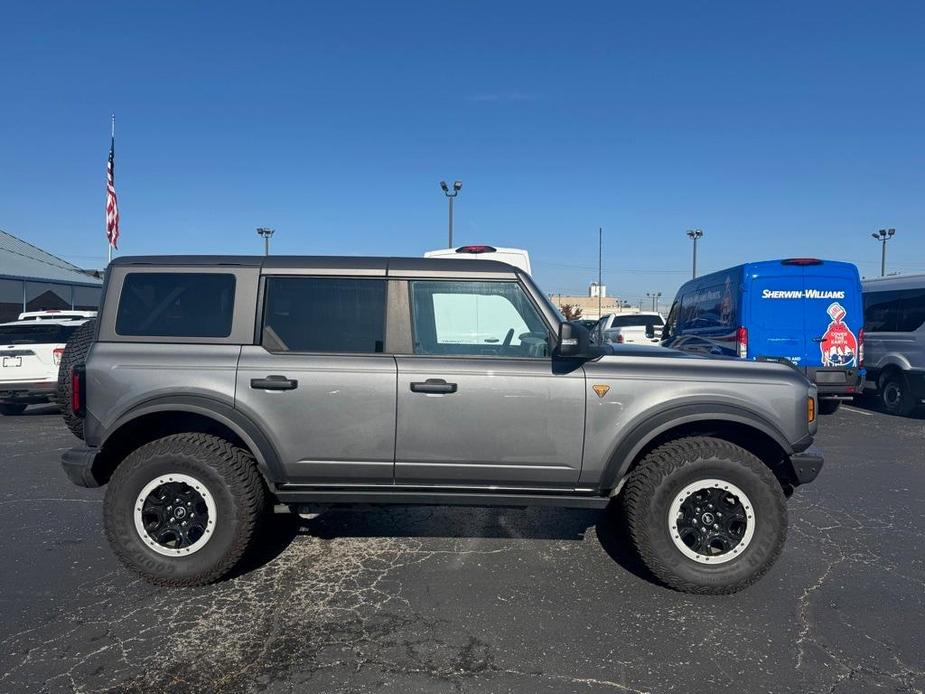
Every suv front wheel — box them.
[104,433,266,587]
[622,436,787,595]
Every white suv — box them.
[0,318,90,415]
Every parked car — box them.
[425,245,532,274]
[595,312,664,345]
[662,258,863,415]
[860,273,925,416]
[18,310,97,321]
[0,318,90,415]
[60,254,822,594]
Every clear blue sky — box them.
[1,2,923,308]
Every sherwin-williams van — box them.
[663,258,863,414]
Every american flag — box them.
[106,136,120,249]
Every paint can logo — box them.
[819,302,858,367]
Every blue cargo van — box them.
[662,258,863,414]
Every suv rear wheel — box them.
[104,433,266,587]
[622,436,787,595]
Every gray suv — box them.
[61,256,823,594]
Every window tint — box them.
[679,279,736,331]
[116,273,236,337]
[0,323,78,345]
[410,280,550,357]
[609,314,664,328]
[864,288,925,333]
[262,277,386,353]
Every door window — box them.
[262,277,386,353]
[410,280,550,357]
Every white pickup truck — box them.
[594,312,665,345]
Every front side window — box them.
[410,280,550,357]
[865,288,925,333]
[262,277,386,353]
[116,273,236,337]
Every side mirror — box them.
[557,321,589,357]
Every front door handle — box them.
[410,378,457,394]
[251,375,299,391]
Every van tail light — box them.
[71,365,85,417]
[455,245,497,255]
[53,348,65,365]
[736,327,748,358]
[858,329,864,366]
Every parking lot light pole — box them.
[686,229,703,278]
[257,227,275,256]
[871,228,896,277]
[646,292,662,312]
[440,180,462,248]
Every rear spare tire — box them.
[57,319,96,439]
[622,436,788,595]
[103,433,266,587]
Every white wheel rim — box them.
[668,478,755,565]
[134,473,217,557]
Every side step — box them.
[273,487,611,509]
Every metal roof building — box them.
[0,228,103,322]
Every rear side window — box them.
[0,324,77,345]
[262,277,386,353]
[116,273,236,337]
[864,288,925,333]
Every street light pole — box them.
[646,292,662,312]
[686,229,703,279]
[871,228,896,277]
[440,180,462,248]
[257,227,275,256]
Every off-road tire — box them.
[879,369,915,417]
[818,399,841,416]
[622,436,788,595]
[104,433,267,587]
[0,403,28,416]
[57,319,96,439]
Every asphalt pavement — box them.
[0,403,923,693]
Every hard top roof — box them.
[109,255,522,277]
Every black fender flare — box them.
[101,395,285,483]
[600,402,794,489]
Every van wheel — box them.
[0,403,27,416]
[104,433,267,587]
[622,436,787,595]
[879,370,915,417]
[57,319,96,440]
[818,399,841,415]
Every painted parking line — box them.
[841,406,874,416]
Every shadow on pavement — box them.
[230,502,660,587]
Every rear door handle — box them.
[410,378,457,394]
[251,375,299,391]
[811,336,824,343]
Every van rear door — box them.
[747,266,806,364]
[801,263,862,370]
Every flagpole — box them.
[108,114,115,265]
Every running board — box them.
[273,487,610,509]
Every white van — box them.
[861,273,925,416]
[424,245,532,275]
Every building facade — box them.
[0,229,103,323]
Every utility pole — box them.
[257,227,275,256]
[871,228,896,277]
[598,227,603,320]
[686,229,703,278]
[440,180,462,247]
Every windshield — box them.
[609,315,664,329]
[0,324,78,345]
